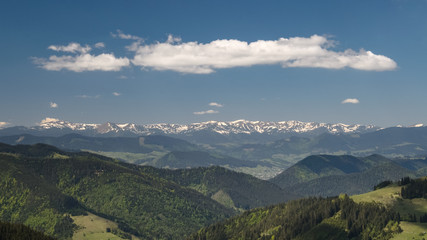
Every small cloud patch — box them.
[209,102,223,107]
[76,95,100,99]
[193,109,219,115]
[50,102,58,108]
[111,29,142,41]
[341,98,360,104]
[95,42,105,48]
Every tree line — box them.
[0,221,56,240]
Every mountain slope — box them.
[154,151,260,168]
[0,143,234,239]
[190,177,427,240]
[0,143,295,239]
[208,127,427,172]
[141,166,298,210]
[352,178,427,239]
[0,134,264,170]
[269,154,419,197]
[0,145,82,239]
[270,154,392,189]
[0,133,198,153]
[284,162,415,197]
[188,194,401,240]
[0,221,56,240]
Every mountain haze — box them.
[270,154,392,189]
[271,154,419,197]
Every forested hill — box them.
[0,221,56,240]
[0,143,234,239]
[284,162,415,197]
[270,154,418,196]
[270,154,393,189]
[189,194,401,240]
[0,143,293,239]
[0,133,199,153]
[141,166,299,210]
[0,134,261,170]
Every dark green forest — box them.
[0,143,297,239]
[0,143,234,239]
[400,177,427,199]
[0,221,56,240]
[140,165,298,210]
[189,195,401,240]
[271,154,417,197]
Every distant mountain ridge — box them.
[270,154,422,197]
[0,118,381,142]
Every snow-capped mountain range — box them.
[34,117,378,135]
[1,117,426,143]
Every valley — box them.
[2,121,427,180]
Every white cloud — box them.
[209,102,223,107]
[48,42,91,54]
[117,75,128,79]
[193,109,219,115]
[341,98,360,104]
[111,30,142,41]
[167,34,182,43]
[131,35,397,74]
[0,122,10,128]
[34,53,130,72]
[76,94,100,99]
[50,102,58,108]
[95,42,105,48]
[39,117,60,125]
[35,41,131,72]
[112,92,121,96]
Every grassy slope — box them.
[352,184,427,239]
[391,222,427,240]
[72,212,141,240]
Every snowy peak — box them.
[38,117,98,131]
[409,123,425,128]
[37,118,139,134]
[96,122,139,134]
[183,119,378,135]
[34,117,380,136]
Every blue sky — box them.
[1,0,426,127]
